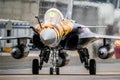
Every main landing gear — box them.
[32,47,96,75]
[78,48,96,75]
[32,48,60,75]
[32,47,50,74]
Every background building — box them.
[0,19,31,52]
[0,0,39,25]
[0,0,115,26]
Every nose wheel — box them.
[50,67,60,75]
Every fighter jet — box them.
[0,0,120,75]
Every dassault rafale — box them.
[0,0,120,75]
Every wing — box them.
[94,34,120,40]
[77,24,120,40]
[0,36,32,40]
[79,32,120,40]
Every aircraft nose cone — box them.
[40,29,56,45]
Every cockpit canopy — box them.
[44,8,64,24]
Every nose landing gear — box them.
[50,49,60,75]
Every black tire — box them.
[32,59,39,74]
[89,59,96,75]
[56,67,60,75]
[50,67,53,75]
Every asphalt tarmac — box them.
[0,51,120,80]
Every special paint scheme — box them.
[0,0,120,75]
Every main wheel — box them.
[50,67,53,75]
[32,59,39,74]
[89,59,96,75]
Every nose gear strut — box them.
[50,48,60,75]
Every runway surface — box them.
[0,75,120,80]
[0,51,120,80]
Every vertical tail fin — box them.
[65,0,73,19]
